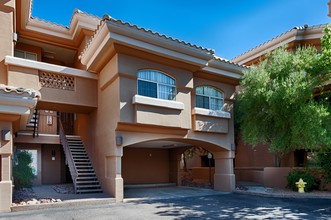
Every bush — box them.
[13,150,35,189]
[287,169,318,192]
[317,152,331,184]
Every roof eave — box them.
[81,18,216,71]
[232,24,326,65]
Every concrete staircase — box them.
[65,135,102,194]
[26,109,39,137]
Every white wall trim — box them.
[193,107,231,119]
[132,95,184,110]
[5,56,98,80]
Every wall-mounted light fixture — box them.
[51,150,56,161]
[231,144,236,151]
[1,130,10,141]
[116,136,123,146]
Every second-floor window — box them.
[196,86,224,111]
[14,50,37,61]
[138,69,176,100]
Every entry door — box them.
[59,112,75,135]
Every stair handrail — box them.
[58,120,77,193]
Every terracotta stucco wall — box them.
[122,148,170,184]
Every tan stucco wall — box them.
[87,62,122,199]
[0,0,15,84]
[117,53,193,129]
[7,65,40,90]
[122,148,170,184]
[39,76,98,109]
[193,115,229,133]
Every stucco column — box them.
[169,149,183,186]
[0,122,13,212]
[213,150,235,192]
[0,154,12,212]
[105,146,123,202]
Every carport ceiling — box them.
[127,141,193,149]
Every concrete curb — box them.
[11,198,116,212]
[234,190,331,199]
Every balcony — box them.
[5,56,98,113]
[192,107,230,133]
[131,95,185,128]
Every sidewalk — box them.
[11,184,115,212]
[235,182,331,199]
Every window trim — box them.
[132,94,184,110]
[14,49,38,61]
[195,86,224,111]
[193,107,231,119]
[137,69,177,100]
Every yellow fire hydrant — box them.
[295,178,307,193]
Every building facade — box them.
[232,23,329,187]
[0,0,245,212]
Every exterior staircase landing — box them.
[65,135,102,194]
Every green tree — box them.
[13,150,35,189]
[236,26,331,166]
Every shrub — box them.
[13,150,35,189]
[287,169,318,192]
[317,152,331,185]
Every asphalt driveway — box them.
[1,191,330,219]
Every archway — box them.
[121,137,235,192]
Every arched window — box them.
[138,70,176,100]
[196,86,224,110]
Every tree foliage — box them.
[236,26,331,159]
[13,150,35,189]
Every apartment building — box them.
[0,0,245,211]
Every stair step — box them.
[77,174,97,177]
[76,177,98,180]
[76,180,100,184]
[76,165,93,168]
[76,183,101,188]
[71,149,86,152]
[72,152,88,155]
[69,144,84,147]
[62,134,102,194]
[76,167,94,170]
[77,170,95,173]
[76,189,103,194]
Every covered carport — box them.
[121,137,235,196]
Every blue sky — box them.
[32,0,330,60]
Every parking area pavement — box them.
[124,186,228,201]
[2,190,330,219]
[11,184,226,212]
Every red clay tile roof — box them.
[101,14,215,54]
[232,24,328,62]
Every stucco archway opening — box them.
[122,138,235,194]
